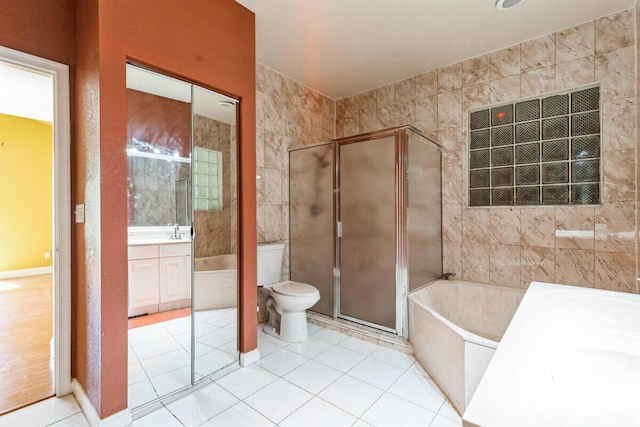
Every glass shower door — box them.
[338,136,397,331]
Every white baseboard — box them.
[240,348,260,366]
[0,266,53,279]
[71,379,132,427]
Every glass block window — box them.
[193,147,223,211]
[468,85,600,206]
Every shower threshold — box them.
[306,311,412,355]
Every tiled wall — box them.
[256,64,335,279]
[334,10,637,293]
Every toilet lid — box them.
[272,281,319,297]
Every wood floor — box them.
[0,274,53,415]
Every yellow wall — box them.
[0,113,52,272]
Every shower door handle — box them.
[190,223,196,240]
[336,221,342,238]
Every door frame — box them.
[0,45,72,396]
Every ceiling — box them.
[236,0,636,99]
[0,62,52,122]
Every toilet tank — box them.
[257,243,285,285]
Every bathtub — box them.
[194,254,237,311]
[408,280,524,415]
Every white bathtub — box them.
[408,280,524,415]
[194,254,237,311]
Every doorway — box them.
[0,46,71,414]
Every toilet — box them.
[258,243,320,343]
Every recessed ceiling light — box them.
[496,0,523,10]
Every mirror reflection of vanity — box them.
[125,64,239,409]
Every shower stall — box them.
[289,126,442,337]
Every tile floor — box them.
[128,308,238,408]
[1,321,463,427]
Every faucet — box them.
[170,223,181,240]
[441,272,456,280]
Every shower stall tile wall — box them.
[334,9,638,294]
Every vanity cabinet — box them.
[128,242,191,317]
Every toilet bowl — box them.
[264,281,320,343]
[258,243,320,343]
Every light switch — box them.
[75,204,85,223]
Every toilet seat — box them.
[272,281,319,297]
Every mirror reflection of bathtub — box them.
[194,254,237,311]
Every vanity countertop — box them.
[463,281,640,427]
[128,237,192,246]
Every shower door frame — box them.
[335,127,410,337]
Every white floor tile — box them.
[206,312,237,327]
[166,382,238,427]
[244,379,313,424]
[257,327,290,347]
[430,414,463,427]
[369,346,415,370]
[362,392,437,427]
[283,360,343,394]
[161,316,192,335]
[50,412,90,427]
[307,322,322,335]
[149,365,192,397]
[141,348,190,378]
[132,407,183,427]
[218,338,238,355]
[198,328,236,348]
[194,321,221,338]
[257,338,283,357]
[347,357,405,390]
[388,371,445,413]
[407,360,430,378]
[194,349,237,377]
[128,361,149,385]
[216,364,279,399]
[437,400,462,422]
[318,375,384,417]
[312,328,349,345]
[256,347,308,376]
[201,402,274,427]
[279,397,356,427]
[130,334,183,361]
[0,396,82,427]
[314,346,366,373]
[338,336,380,356]
[286,336,333,358]
[352,421,374,427]
[128,380,158,408]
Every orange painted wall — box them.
[75,0,257,418]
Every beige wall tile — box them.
[555,56,595,90]
[555,248,595,287]
[358,91,377,114]
[256,129,265,168]
[463,55,491,87]
[595,10,635,54]
[359,110,377,134]
[263,132,286,170]
[488,75,520,104]
[521,66,556,97]
[442,164,464,204]
[342,115,359,138]
[462,207,490,243]
[595,201,636,252]
[595,46,635,102]
[555,206,595,250]
[262,92,283,134]
[415,71,438,99]
[463,84,491,112]
[462,242,490,283]
[602,149,636,201]
[395,78,416,104]
[489,208,521,245]
[438,62,463,93]
[415,95,438,133]
[437,90,462,129]
[556,22,595,63]
[489,45,521,80]
[521,35,556,72]
[375,84,395,109]
[443,241,463,276]
[520,246,555,288]
[443,203,463,243]
[490,244,521,288]
[595,251,636,292]
[520,207,555,248]
[309,90,323,114]
[439,128,465,166]
[601,98,637,152]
